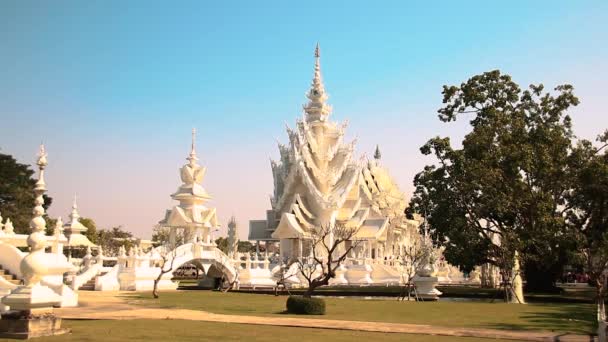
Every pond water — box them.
[313,295,492,302]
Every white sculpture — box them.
[0,145,73,338]
[3,219,14,235]
[158,128,219,247]
[412,222,442,300]
[512,251,525,304]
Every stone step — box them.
[0,267,20,284]
[78,274,101,291]
[1,273,14,280]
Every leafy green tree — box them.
[97,226,134,256]
[215,237,229,254]
[567,131,608,323]
[79,217,98,244]
[408,70,579,299]
[238,240,257,253]
[151,226,186,247]
[0,152,52,234]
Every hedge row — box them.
[286,296,326,315]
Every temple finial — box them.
[191,128,196,154]
[187,128,199,165]
[374,145,382,160]
[304,43,332,122]
[70,194,80,222]
[35,144,48,190]
[37,144,48,167]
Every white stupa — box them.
[63,197,96,248]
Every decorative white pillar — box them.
[1,145,72,338]
[52,217,64,255]
[298,239,303,258]
[169,227,176,248]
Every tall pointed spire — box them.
[70,195,80,223]
[374,145,382,161]
[227,215,238,258]
[187,128,198,166]
[304,43,332,122]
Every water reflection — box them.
[313,295,491,302]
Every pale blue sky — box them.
[1,1,606,238]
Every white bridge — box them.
[162,243,237,283]
[85,242,238,292]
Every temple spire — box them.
[374,145,382,161]
[187,128,199,166]
[304,43,332,122]
[70,195,80,223]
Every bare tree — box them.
[152,248,177,299]
[398,240,426,301]
[297,224,361,298]
[219,268,240,293]
[274,261,297,296]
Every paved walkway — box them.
[56,292,594,342]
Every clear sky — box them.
[1,1,607,239]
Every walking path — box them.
[56,292,594,342]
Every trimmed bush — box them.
[286,295,326,315]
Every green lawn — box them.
[127,290,594,334]
[0,320,501,342]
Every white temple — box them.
[249,44,421,264]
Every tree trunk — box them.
[152,278,160,299]
[304,286,315,298]
[598,287,606,341]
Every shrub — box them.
[286,296,326,315]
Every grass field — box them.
[0,320,504,342]
[128,290,594,334]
